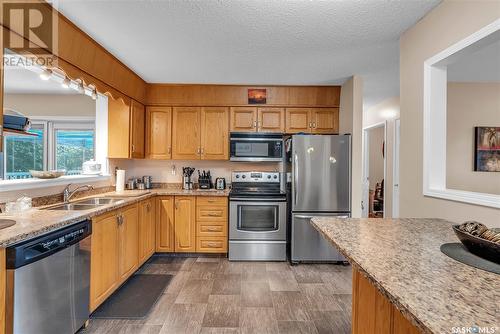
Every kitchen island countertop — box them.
[310,217,499,334]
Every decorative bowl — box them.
[29,170,66,179]
[453,225,500,264]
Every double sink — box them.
[47,197,125,211]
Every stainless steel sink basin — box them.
[47,203,100,211]
[0,219,16,230]
[75,198,124,205]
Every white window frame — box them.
[423,19,500,209]
[2,121,48,179]
[47,119,96,172]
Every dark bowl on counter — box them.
[452,225,500,264]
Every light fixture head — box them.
[91,88,98,100]
[61,76,71,89]
[76,80,85,94]
[39,69,52,80]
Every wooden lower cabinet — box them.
[196,196,228,253]
[156,195,228,254]
[139,199,155,264]
[118,204,139,280]
[174,196,197,252]
[352,268,421,334]
[90,203,144,312]
[90,211,120,312]
[156,196,175,252]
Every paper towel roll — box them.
[116,169,126,193]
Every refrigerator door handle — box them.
[294,153,298,206]
[294,215,314,219]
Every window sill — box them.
[0,174,111,192]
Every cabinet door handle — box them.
[253,121,257,128]
[131,144,135,153]
[116,215,121,225]
[201,148,204,155]
[168,147,171,154]
[312,122,316,128]
[308,122,312,128]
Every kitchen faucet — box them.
[63,184,94,203]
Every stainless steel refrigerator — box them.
[289,134,351,263]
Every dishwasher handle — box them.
[6,220,91,269]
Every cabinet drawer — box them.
[197,221,227,237]
[196,236,228,253]
[197,197,228,206]
[196,205,227,221]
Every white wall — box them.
[339,75,363,217]
[400,0,500,226]
[4,94,96,117]
[446,82,500,195]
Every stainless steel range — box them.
[229,171,287,261]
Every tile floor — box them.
[81,255,352,334]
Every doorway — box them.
[362,122,386,218]
[393,118,400,217]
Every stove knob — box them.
[267,175,271,179]
[235,175,240,179]
[242,175,246,179]
[273,175,278,179]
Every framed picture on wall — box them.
[248,88,266,104]
[474,127,500,172]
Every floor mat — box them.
[91,274,173,319]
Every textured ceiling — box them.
[55,0,441,108]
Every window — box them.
[4,123,46,180]
[3,120,95,179]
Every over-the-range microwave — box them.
[230,133,283,162]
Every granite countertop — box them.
[0,188,229,248]
[310,217,499,334]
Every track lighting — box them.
[39,69,52,80]
[76,79,85,94]
[61,76,71,89]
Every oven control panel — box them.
[232,172,280,183]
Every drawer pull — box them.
[206,242,219,247]
[207,213,220,217]
[206,227,220,231]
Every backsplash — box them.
[109,159,282,184]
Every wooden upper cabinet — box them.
[174,196,196,252]
[108,98,131,158]
[312,108,338,134]
[258,108,285,133]
[172,107,201,160]
[118,205,139,280]
[285,108,311,133]
[230,107,257,132]
[156,196,175,252]
[146,106,172,159]
[200,107,229,160]
[139,199,155,263]
[130,100,145,158]
[108,98,145,159]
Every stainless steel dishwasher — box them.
[6,220,92,334]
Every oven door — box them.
[229,198,286,240]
